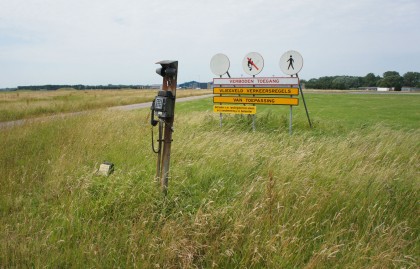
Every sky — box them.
[0,0,419,88]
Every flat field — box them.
[0,91,419,268]
[0,89,212,122]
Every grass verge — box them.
[0,93,418,268]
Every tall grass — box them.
[0,95,418,268]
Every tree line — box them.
[301,71,420,90]
[14,84,150,91]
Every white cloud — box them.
[0,0,419,87]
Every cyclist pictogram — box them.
[242,52,264,76]
[247,58,259,71]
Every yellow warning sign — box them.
[213,87,299,95]
[213,105,256,114]
[213,96,299,106]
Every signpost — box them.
[210,53,232,128]
[213,87,299,95]
[214,96,299,105]
[242,52,264,76]
[279,50,303,76]
[210,50,311,133]
[279,50,312,128]
[213,77,299,86]
[213,105,256,114]
[210,53,230,77]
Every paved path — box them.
[109,94,212,111]
[0,94,213,129]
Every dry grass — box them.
[0,89,211,122]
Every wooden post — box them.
[157,61,178,195]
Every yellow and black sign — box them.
[214,96,299,106]
[213,87,299,95]
[213,105,257,114]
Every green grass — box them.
[304,93,420,130]
[0,92,419,268]
[179,92,420,131]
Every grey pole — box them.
[219,75,223,128]
[289,96,293,135]
[296,73,312,128]
[252,75,256,132]
[155,120,163,182]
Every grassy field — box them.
[0,89,211,122]
[0,92,419,268]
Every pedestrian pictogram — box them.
[242,52,264,76]
[280,50,303,75]
[287,55,294,70]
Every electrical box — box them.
[152,90,175,119]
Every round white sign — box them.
[242,52,264,76]
[210,53,230,76]
[279,50,303,75]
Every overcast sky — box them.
[1,0,419,88]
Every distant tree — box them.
[304,78,319,89]
[317,76,334,89]
[296,71,418,90]
[331,77,344,89]
[327,76,360,89]
[344,76,363,89]
[331,77,347,89]
[377,71,403,91]
[305,76,361,89]
[363,73,381,87]
[402,72,420,87]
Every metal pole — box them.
[155,120,163,182]
[219,75,223,128]
[289,75,294,135]
[289,98,293,135]
[161,120,172,195]
[252,75,256,132]
[296,73,312,128]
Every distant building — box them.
[149,84,161,89]
[401,87,420,92]
[358,87,377,91]
[177,81,210,89]
[377,87,391,92]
